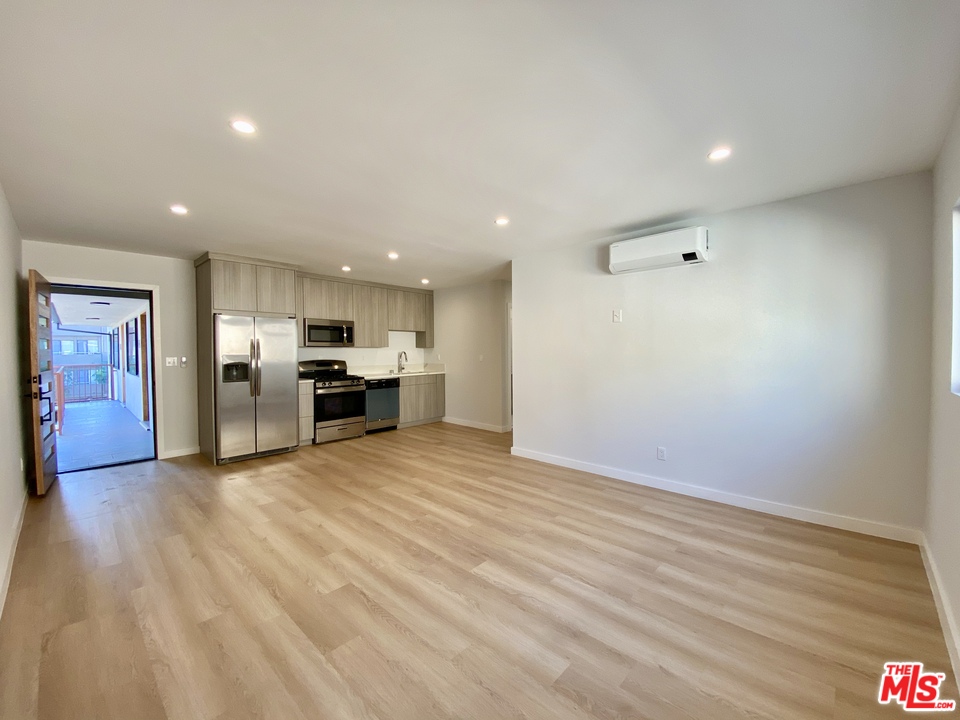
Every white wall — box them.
[513,172,933,538]
[430,280,512,432]
[0,182,25,619]
[928,102,960,681]
[21,241,198,457]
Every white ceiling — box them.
[52,293,148,328]
[2,1,960,288]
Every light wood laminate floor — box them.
[0,423,954,719]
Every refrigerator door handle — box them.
[255,338,262,396]
[249,339,256,397]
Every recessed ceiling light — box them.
[170,204,188,215]
[341,266,351,272]
[230,119,257,135]
[90,301,111,306]
[387,252,399,260]
[494,217,510,226]
[421,279,430,285]
[707,146,732,161]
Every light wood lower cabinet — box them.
[299,381,314,445]
[399,374,445,426]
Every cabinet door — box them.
[388,290,427,332]
[399,380,420,424]
[420,379,437,421]
[301,277,355,321]
[211,260,258,312]
[433,374,445,418]
[387,289,406,331]
[408,292,427,332]
[353,284,388,348]
[257,266,296,314]
[417,293,434,348]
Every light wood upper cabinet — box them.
[205,258,296,315]
[256,266,296,315]
[387,289,427,333]
[417,293,434,349]
[353,284,388,348]
[301,277,355,321]
[386,289,407,331]
[210,260,258,312]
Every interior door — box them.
[254,317,298,453]
[27,270,58,495]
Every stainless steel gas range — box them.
[298,360,365,444]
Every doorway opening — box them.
[50,284,157,472]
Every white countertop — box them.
[359,369,445,379]
[299,365,445,382]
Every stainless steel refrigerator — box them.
[214,314,299,464]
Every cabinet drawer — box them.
[399,373,437,386]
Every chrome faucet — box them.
[397,351,408,374]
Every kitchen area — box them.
[195,252,445,465]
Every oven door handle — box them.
[315,386,365,395]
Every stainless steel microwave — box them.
[303,318,354,347]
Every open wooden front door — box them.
[27,270,58,495]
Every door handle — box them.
[249,339,256,397]
[255,339,262,397]
[39,395,53,423]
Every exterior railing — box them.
[58,364,111,402]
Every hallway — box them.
[57,400,154,472]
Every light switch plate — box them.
[179,356,188,368]
[165,357,177,367]
[613,309,623,323]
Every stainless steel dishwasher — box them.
[365,377,400,431]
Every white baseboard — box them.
[509,447,923,544]
[920,536,960,691]
[443,417,510,433]
[0,490,28,623]
[159,446,200,460]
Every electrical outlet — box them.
[613,309,623,323]
[657,446,667,461]
[165,357,177,367]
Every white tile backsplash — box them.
[298,331,425,369]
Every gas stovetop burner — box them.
[298,359,365,387]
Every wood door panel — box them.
[27,269,58,495]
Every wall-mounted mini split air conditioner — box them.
[608,226,709,274]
